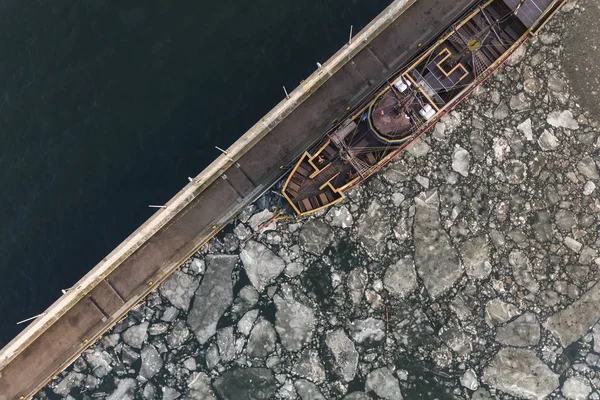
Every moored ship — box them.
[281,0,566,216]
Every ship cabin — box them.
[282,0,565,216]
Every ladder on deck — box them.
[346,151,372,177]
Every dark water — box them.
[0,0,392,346]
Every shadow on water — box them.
[0,0,393,346]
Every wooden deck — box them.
[284,149,350,214]
[503,0,554,27]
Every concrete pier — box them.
[0,0,478,398]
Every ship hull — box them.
[282,0,566,216]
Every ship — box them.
[281,0,566,216]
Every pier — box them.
[0,0,478,398]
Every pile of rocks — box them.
[38,1,600,399]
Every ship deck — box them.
[504,0,555,27]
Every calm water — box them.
[0,0,392,346]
